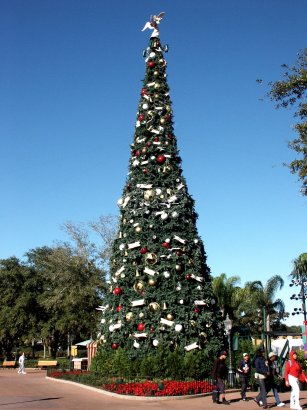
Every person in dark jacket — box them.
[212,350,231,405]
[237,352,251,400]
[267,352,285,407]
[253,349,269,409]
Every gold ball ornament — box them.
[160,118,165,124]
[166,313,174,320]
[141,147,147,154]
[134,281,144,291]
[144,189,155,201]
[135,226,142,233]
[175,264,182,272]
[145,252,158,265]
[148,302,160,312]
[126,312,133,321]
[153,71,159,76]
[148,278,157,286]
[154,83,160,89]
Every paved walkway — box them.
[0,369,305,409]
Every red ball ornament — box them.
[138,114,145,121]
[156,155,166,164]
[147,141,152,147]
[148,61,155,68]
[176,250,183,256]
[137,323,145,331]
[135,149,141,157]
[143,168,149,174]
[116,305,122,312]
[141,88,147,95]
[162,242,170,248]
[165,115,171,121]
[154,136,159,142]
[194,307,201,314]
[111,343,119,350]
[113,287,122,295]
[168,134,174,139]
[185,274,192,281]
[140,247,148,254]
[150,326,155,332]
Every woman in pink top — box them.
[284,351,307,410]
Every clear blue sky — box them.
[1,0,306,326]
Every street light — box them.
[223,314,235,387]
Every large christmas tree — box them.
[99,13,224,360]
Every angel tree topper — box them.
[141,12,165,38]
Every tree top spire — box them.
[141,12,165,38]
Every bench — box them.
[37,360,58,369]
[1,360,16,369]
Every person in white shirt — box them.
[18,352,26,374]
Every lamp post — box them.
[223,314,235,387]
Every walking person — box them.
[284,350,307,410]
[266,352,285,407]
[212,350,231,405]
[237,352,251,401]
[17,352,26,374]
[253,349,269,409]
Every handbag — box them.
[255,372,266,380]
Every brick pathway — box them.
[0,369,305,409]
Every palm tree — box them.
[291,253,307,279]
[290,253,307,321]
[211,273,241,319]
[237,275,285,335]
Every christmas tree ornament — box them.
[147,61,155,68]
[126,312,133,321]
[148,278,157,286]
[140,247,148,254]
[163,271,170,278]
[175,264,182,272]
[142,103,149,110]
[111,343,119,350]
[134,281,144,291]
[135,226,142,233]
[137,323,145,331]
[144,189,154,201]
[175,324,183,332]
[153,339,159,347]
[166,313,174,320]
[133,341,140,349]
[113,287,122,295]
[139,312,144,318]
[116,305,122,312]
[145,252,158,265]
[138,114,145,121]
[141,146,147,154]
[148,302,160,311]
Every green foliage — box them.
[91,344,220,381]
[266,48,307,196]
[99,32,224,360]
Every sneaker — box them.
[22,372,26,374]
[254,399,261,407]
[277,404,285,407]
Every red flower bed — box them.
[48,371,215,396]
[102,380,215,396]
